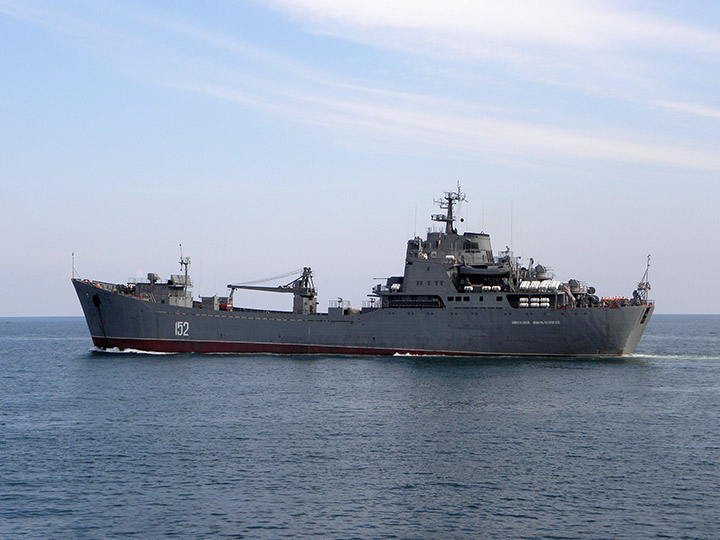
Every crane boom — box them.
[227,267,317,314]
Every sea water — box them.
[1,315,719,539]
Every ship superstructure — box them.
[73,187,654,356]
[379,188,621,311]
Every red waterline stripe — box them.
[90,337,623,357]
[91,336,485,356]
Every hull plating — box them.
[74,280,653,357]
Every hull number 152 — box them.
[174,321,189,336]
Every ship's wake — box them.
[91,347,177,355]
[631,353,720,361]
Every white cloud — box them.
[263,0,720,107]
[264,0,720,55]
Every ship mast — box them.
[179,244,190,285]
[432,183,466,234]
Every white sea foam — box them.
[91,347,176,355]
[392,352,457,358]
[631,353,720,361]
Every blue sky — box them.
[1,0,719,315]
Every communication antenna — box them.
[179,244,191,284]
[432,183,466,234]
[510,200,514,253]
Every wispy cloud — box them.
[182,80,720,171]
[3,0,720,171]
[265,0,720,104]
[653,100,720,121]
[265,0,720,55]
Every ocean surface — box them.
[1,315,719,539]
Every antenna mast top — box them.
[179,244,191,282]
[431,183,466,234]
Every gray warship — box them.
[73,187,654,356]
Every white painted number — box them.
[174,321,189,336]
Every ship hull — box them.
[73,280,653,357]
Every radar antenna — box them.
[432,182,466,234]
